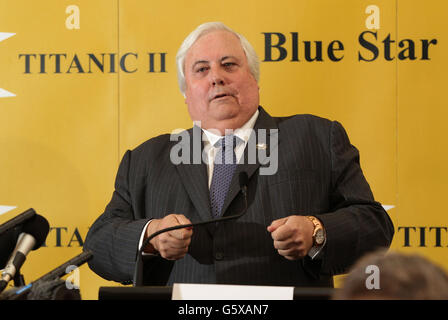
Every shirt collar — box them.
[201,109,260,147]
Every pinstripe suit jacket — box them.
[84,106,394,287]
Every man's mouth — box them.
[212,93,233,101]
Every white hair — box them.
[176,22,260,97]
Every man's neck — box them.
[202,109,259,140]
[199,109,260,138]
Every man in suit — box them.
[84,22,394,287]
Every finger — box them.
[267,217,288,233]
[278,248,298,257]
[168,242,190,253]
[278,248,304,260]
[159,231,191,248]
[173,214,193,227]
[271,224,295,241]
[169,226,193,240]
[160,246,189,260]
[165,234,191,249]
[170,215,193,240]
[157,236,190,258]
[273,239,293,250]
[161,214,191,240]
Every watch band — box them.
[306,216,320,228]
[306,215,325,246]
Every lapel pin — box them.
[256,143,267,150]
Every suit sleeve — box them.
[83,150,151,283]
[303,121,394,277]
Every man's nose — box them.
[212,77,225,86]
[210,67,225,86]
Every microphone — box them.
[33,250,93,283]
[133,171,249,286]
[0,214,50,293]
[0,208,36,235]
[7,250,93,300]
[0,209,36,268]
[0,229,22,270]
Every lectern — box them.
[99,286,335,300]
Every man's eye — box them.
[196,66,208,73]
[223,62,236,67]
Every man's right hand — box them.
[143,214,193,260]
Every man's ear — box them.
[183,86,188,103]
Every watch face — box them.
[315,229,325,245]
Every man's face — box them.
[184,30,259,134]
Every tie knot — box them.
[217,134,238,150]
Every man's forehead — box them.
[186,30,245,62]
[195,29,241,46]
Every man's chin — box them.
[210,103,240,120]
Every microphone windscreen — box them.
[0,227,22,268]
[22,214,50,250]
[239,171,249,189]
[0,208,35,235]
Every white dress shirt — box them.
[201,109,259,187]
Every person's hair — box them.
[333,249,448,300]
[175,22,260,97]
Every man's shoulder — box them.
[129,131,180,159]
[274,113,334,131]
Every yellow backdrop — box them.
[0,0,446,300]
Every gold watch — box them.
[306,216,325,246]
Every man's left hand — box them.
[267,215,315,260]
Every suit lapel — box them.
[174,126,213,224]
[221,107,280,217]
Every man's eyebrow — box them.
[221,56,238,62]
[191,60,209,70]
[190,56,240,70]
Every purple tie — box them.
[210,135,239,218]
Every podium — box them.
[99,286,335,300]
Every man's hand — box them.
[144,214,193,260]
[267,215,314,260]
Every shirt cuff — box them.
[139,220,158,256]
[308,237,327,260]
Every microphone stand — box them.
[13,272,25,288]
[133,172,249,286]
[0,268,25,293]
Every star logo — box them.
[0,32,16,98]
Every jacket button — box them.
[214,252,224,261]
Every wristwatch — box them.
[306,216,325,246]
